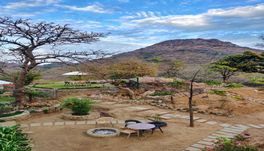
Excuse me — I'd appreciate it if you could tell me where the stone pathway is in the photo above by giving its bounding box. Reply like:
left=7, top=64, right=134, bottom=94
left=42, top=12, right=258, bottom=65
left=185, top=125, right=249, bottom=151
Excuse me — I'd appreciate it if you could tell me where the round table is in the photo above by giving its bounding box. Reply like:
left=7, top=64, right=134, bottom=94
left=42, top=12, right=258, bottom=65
left=127, top=123, right=155, bottom=137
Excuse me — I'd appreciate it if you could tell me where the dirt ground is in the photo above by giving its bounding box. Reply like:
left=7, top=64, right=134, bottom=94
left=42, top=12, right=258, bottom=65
left=21, top=102, right=221, bottom=151
left=18, top=87, right=264, bottom=151
left=28, top=122, right=218, bottom=151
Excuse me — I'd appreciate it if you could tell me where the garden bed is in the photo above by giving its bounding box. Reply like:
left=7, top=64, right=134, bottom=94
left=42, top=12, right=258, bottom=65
left=61, top=112, right=100, bottom=120
left=0, top=110, right=30, bottom=121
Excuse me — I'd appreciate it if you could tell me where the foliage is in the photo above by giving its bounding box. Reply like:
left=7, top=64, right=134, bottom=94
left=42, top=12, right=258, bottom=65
left=224, top=83, right=244, bottom=88
left=109, top=59, right=157, bottom=79
left=168, top=80, right=186, bottom=89
left=0, top=125, right=31, bottom=151
left=62, top=97, right=94, bottom=115
left=0, top=103, right=13, bottom=115
left=210, top=61, right=237, bottom=83
left=205, top=80, right=222, bottom=86
left=150, top=56, right=163, bottom=63
left=214, top=51, right=264, bottom=74
left=3, top=71, right=41, bottom=86
left=0, top=96, right=15, bottom=103
left=25, top=88, right=49, bottom=102
left=151, top=90, right=175, bottom=96
left=209, top=89, right=226, bottom=96
left=205, top=137, right=258, bottom=151
left=250, top=77, right=264, bottom=85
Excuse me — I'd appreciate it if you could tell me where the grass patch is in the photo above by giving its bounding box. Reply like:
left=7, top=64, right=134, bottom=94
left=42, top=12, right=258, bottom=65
left=151, top=90, right=175, bottom=96
left=0, top=111, right=23, bottom=118
left=250, top=77, right=264, bottom=85
left=209, top=89, right=226, bottom=96
left=168, top=80, right=185, bottom=89
left=33, top=83, right=107, bottom=89
left=224, top=83, right=244, bottom=88
left=0, top=96, right=15, bottom=103
left=205, top=80, right=222, bottom=86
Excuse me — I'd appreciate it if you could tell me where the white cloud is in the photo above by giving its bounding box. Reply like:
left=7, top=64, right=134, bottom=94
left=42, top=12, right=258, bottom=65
left=207, top=4, right=264, bottom=17
left=59, top=3, right=112, bottom=13
left=119, top=3, right=264, bottom=30
left=3, top=0, right=59, bottom=9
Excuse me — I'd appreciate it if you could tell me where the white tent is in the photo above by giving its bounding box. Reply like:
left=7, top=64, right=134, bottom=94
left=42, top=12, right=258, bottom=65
left=0, top=80, right=13, bottom=85
left=62, top=71, right=88, bottom=76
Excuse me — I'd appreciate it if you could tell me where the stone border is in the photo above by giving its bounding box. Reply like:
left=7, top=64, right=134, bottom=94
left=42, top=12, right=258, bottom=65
left=86, top=127, right=120, bottom=137
left=61, top=112, right=100, bottom=121
left=0, top=110, right=30, bottom=121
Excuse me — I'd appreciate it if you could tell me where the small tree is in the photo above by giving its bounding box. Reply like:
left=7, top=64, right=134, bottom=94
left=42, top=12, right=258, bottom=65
left=109, top=59, right=157, bottom=80
left=210, top=63, right=237, bottom=83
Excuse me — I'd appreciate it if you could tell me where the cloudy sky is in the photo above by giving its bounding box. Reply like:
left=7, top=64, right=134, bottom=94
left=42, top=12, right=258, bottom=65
left=0, top=0, right=264, bottom=53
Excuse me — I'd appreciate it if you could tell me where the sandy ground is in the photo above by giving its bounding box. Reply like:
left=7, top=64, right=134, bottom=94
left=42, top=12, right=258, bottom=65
left=21, top=102, right=221, bottom=151
left=28, top=122, right=218, bottom=151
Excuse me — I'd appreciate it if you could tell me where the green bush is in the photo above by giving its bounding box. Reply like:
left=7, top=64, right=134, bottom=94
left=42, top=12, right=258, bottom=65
left=0, top=103, right=13, bottom=115
left=151, top=90, right=174, bottom=96
left=205, top=80, right=222, bottom=86
left=250, top=77, right=264, bottom=85
left=0, top=125, right=31, bottom=151
left=62, top=97, right=94, bottom=115
left=224, top=83, right=244, bottom=88
left=209, top=90, right=226, bottom=96
left=0, top=96, right=15, bottom=103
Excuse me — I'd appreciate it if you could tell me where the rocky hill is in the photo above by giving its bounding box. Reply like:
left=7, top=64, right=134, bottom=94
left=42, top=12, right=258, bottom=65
left=112, top=38, right=263, bottom=64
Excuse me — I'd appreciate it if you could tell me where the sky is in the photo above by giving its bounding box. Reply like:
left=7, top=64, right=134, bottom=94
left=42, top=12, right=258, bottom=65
left=0, top=0, right=264, bottom=53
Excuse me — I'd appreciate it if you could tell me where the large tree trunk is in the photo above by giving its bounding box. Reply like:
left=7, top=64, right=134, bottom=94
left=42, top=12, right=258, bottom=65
left=13, top=69, right=27, bottom=107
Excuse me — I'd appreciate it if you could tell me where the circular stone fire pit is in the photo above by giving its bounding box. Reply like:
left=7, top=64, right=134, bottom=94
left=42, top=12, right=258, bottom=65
left=86, top=127, right=120, bottom=137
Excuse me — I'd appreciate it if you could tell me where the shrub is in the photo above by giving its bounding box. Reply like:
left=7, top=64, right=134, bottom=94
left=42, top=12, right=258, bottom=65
left=207, top=137, right=258, bottom=151
left=0, top=103, right=13, bottom=115
left=0, top=125, right=31, bottom=151
left=62, top=97, right=94, bottom=115
left=224, top=83, right=244, bottom=88
left=250, top=77, right=264, bottom=85
left=168, top=80, right=185, bottom=89
left=205, top=80, right=222, bottom=86
left=209, top=90, right=226, bottom=96
left=151, top=90, right=175, bottom=96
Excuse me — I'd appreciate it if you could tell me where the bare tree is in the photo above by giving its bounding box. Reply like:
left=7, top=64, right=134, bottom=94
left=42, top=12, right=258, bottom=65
left=188, top=70, right=200, bottom=127
left=0, top=17, right=107, bottom=106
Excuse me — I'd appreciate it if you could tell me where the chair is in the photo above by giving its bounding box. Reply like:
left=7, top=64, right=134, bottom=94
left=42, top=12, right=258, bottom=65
left=148, top=121, right=167, bottom=133
left=124, top=119, right=142, bottom=127
left=95, top=117, right=117, bottom=127
left=119, top=128, right=137, bottom=138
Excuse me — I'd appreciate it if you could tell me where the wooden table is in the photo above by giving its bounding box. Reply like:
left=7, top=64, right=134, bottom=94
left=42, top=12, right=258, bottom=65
left=127, top=123, right=155, bottom=137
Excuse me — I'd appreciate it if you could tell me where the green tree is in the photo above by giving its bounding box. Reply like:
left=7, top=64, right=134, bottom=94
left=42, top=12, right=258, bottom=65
left=210, top=61, right=237, bottom=83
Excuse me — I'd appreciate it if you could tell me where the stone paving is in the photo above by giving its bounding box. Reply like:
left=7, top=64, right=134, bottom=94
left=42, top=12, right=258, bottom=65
left=185, top=125, right=249, bottom=151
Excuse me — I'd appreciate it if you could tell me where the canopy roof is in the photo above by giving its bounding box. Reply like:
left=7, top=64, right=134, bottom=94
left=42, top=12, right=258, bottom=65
left=0, top=80, right=13, bottom=85
left=62, top=71, right=88, bottom=76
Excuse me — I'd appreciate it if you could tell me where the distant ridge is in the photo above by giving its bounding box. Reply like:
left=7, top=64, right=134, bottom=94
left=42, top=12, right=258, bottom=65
left=111, top=38, right=263, bottom=64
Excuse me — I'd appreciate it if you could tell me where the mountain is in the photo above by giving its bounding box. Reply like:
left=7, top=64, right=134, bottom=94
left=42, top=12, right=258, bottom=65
left=111, top=38, right=263, bottom=64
